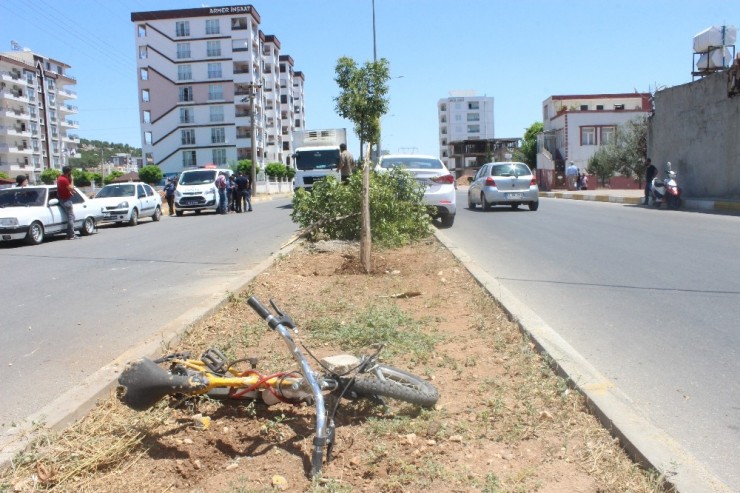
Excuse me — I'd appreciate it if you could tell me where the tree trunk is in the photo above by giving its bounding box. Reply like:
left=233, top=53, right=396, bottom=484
left=360, top=145, right=372, bottom=273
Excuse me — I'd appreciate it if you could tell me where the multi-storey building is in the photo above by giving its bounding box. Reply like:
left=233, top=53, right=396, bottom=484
left=131, top=5, right=303, bottom=176
left=0, top=47, right=79, bottom=182
left=278, top=56, right=306, bottom=162
left=536, top=93, right=651, bottom=189
left=437, top=92, right=494, bottom=171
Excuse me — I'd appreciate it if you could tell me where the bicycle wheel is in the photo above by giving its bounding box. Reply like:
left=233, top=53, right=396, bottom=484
left=351, top=365, right=439, bottom=408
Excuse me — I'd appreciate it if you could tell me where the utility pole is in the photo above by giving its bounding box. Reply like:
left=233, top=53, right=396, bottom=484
left=245, top=82, right=262, bottom=196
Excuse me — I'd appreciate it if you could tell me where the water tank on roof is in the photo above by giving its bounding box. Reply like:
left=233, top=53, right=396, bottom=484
left=697, top=48, right=734, bottom=70
left=693, top=25, right=736, bottom=52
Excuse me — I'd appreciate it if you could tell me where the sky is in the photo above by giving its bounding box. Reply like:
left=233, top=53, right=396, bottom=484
left=1, top=0, right=738, bottom=158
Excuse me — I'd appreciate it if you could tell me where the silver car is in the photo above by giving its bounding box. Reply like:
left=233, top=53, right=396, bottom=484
left=376, top=154, right=457, bottom=227
left=468, top=162, right=539, bottom=211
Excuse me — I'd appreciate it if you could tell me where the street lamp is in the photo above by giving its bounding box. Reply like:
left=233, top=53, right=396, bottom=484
left=241, top=81, right=262, bottom=195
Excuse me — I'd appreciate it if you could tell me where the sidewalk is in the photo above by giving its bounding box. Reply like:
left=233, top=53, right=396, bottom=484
left=539, top=188, right=740, bottom=213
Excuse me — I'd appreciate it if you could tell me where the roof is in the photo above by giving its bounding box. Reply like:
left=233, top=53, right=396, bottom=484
left=111, top=171, right=140, bottom=183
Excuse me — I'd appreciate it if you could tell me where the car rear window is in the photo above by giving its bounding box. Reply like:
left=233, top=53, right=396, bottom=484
left=380, top=158, right=443, bottom=170
left=0, top=188, right=46, bottom=207
left=96, top=184, right=136, bottom=198
left=491, top=163, right=531, bottom=176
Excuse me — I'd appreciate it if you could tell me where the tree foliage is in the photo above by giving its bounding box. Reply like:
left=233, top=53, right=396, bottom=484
left=40, top=168, right=61, bottom=185
left=586, top=116, right=648, bottom=187
left=264, top=162, right=288, bottom=179
left=235, top=159, right=261, bottom=176
left=138, top=165, right=163, bottom=184
left=291, top=170, right=431, bottom=247
left=334, top=57, right=391, bottom=156
left=68, top=138, right=142, bottom=169
left=513, top=122, right=543, bottom=168
left=104, top=170, right=124, bottom=185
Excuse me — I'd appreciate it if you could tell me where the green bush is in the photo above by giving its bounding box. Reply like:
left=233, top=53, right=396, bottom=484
left=40, top=168, right=61, bottom=185
left=138, top=165, right=163, bottom=185
left=290, top=169, right=431, bottom=247
left=264, top=162, right=287, bottom=179
left=236, top=159, right=261, bottom=177
left=104, top=170, right=124, bottom=185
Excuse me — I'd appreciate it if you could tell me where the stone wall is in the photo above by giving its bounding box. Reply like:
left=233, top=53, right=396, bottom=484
left=648, top=71, right=740, bottom=198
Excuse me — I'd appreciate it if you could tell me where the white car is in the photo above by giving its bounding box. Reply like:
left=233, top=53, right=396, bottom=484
left=376, top=154, right=457, bottom=227
left=93, top=182, right=162, bottom=226
left=0, top=185, right=104, bottom=245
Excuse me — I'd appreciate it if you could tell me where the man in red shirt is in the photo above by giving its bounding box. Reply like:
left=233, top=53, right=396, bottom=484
left=57, top=166, right=76, bottom=239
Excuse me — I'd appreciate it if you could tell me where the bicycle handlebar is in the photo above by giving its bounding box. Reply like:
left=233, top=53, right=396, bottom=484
left=247, top=296, right=272, bottom=320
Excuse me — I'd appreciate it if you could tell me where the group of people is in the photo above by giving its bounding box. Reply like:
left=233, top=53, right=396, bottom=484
left=162, top=171, right=254, bottom=216
left=565, top=161, right=588, bottom=191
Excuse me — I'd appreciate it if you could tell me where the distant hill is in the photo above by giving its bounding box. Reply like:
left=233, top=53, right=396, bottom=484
left=69, top=139, right=142, bottom=169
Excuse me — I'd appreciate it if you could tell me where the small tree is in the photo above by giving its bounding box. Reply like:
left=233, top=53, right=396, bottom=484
left=104, top=170, right=124, bottom=185
left=513, top=122, right=543, bottom=168
left=284, top=164, right=295, bottom=180
left=236, top=159, right=260, bottom=177
left=138, top=165, right=163, bottom=185
left=40, top=168, right=61, bottom=185
left=72, top=168, right=92, bottom=187
left=264, top=162, right=286, bottom=179
left=587, top=147, right=617, bottom=187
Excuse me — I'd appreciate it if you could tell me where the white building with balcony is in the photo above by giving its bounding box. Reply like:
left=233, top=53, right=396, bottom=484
left=536, top=93, right=651, bottom=189
left=0, top=47, right=78, bottom=183
left=438, top=91, right=494, bottom=171
left=131, top=5, right=304, bottom=175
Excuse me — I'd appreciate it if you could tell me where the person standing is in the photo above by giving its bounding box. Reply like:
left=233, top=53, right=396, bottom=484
left=644, top=158, right=657, bottom=205
left=235, top=171, right=252, bottom=212
left=215, top=171, right=227, bottom=214
left=56, top=166, right=76, bottom=239
left=337, top=143, right=355, bottom=183
left=565, top=161, right=578, bottom=190
left=163, top=178, right=176, bottom=216
left=15, top=174, right=29, bottom=187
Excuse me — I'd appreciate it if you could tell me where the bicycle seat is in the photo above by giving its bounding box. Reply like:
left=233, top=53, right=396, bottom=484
left=117, top=357, right=208, bottom=411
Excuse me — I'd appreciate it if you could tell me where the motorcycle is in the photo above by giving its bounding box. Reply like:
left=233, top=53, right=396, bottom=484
left=650, top=162, right=682, bottom=210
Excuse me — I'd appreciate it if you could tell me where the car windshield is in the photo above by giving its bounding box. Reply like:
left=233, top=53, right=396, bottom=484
left=380, top=158, right=444, bottom=170
left=96, top=184, right=136, bottom=198
left=179, top=170, right=217, bottom=185
left=491, top=163, right=531, bottom=177
left=0, top=188, right=47, bottom=208
left=294, top=149, right=340, bottom=171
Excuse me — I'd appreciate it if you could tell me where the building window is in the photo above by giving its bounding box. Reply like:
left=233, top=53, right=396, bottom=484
left=138, top=25, right=146, bottom=37
left=454, top=114, right=461, bottom=121
left=210, top=106, right=224, bottom=122
left=601, top=126, right=616, bottom=145
left=212, top=148, right=226, bottom=165
left=180, top=107, right=193, bottom=124
left=207, top=63, right=222, bottom=79
left=138, top=46, right=147, bottom=59
left=232, top=39, right=248, bottom=51
left=175, top=21, right=190, bottom=37
left=231, top=17, right=247, bottom=30
left=178, top=65, right=192, bottom=81
left=143, top=110, right=151, bottom=124
left=614, top=104, right=625, bottom=110
left=207, top=40, right=221, bottom=57
left=581, top=127, right=596, bottom=145
left=440, top=104, right=446, bottom=111
left=468, top=101, right=479, bottom=110
left=142, top=89, right=150, bottom=102
left=144, top=131, right=152, bottom=145
left=580, top=104, right=588, bottom=111
left=441, top=126, right=447, bottom=135
left=179, top=86, right=193, bottom=102
left=183, top=150, right=196, bottom=167
left=208, top=84, right=224, bottom=101
left=206, top=19, right=220, bottom=35
left=176, top=43, right=191, bottom=59
left=140, top=68, right=148, bottom=80
left=467, top=113, right=480, bottom=122
left=181, top=129, right=195, bottom=145
left=467, top=125, right=480, bottom=133
left=596, top=105, right=604, bottom=110
left=211, top=127, right=225, bottom=144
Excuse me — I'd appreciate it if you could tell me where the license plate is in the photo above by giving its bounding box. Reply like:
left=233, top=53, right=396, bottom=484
left=506, top=193, right=523, bottom=199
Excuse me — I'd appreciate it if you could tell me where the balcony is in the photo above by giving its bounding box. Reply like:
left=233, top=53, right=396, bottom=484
left=0, top=71, right=23, bottom=83
left=0, top=125, right=31, bottom=137
left=61, top=120, right=79, bottom=129
left=0, top=142, right=33, bottom=156
left=0, top=90, right=29, bottom=104
left=57, top=88, right=77, bottom=100
left=59, top=104, right=78, bottom=114
left=1, top=106, right=30, bottom=120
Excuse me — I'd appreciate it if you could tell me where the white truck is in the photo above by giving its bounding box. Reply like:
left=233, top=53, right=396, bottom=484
left=292, top=128, right=347, bottom=191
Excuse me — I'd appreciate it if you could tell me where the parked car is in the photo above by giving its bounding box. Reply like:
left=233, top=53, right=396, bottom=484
left=376, top=154, right=457, bottom=227
left=174, top=168, right=232, bottom=216
left=0, top=185, right=104, bottom=245
left=468, top=162, right=539, bottom=211
left=93, top=182, right=162, bottom=226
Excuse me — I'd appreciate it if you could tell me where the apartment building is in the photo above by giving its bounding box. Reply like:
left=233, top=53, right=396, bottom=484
left=438, top=92, right=494, bottom=171
left=278, top=55, right=305, bottom=161
left=0, top=47, right=79, bottom=183
left=536, top=93, right=651, bottom=188
left=131, top=5, right=304, bottom=175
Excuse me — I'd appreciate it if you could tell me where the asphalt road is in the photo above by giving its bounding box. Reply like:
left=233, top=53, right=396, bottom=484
left=0, top=198, right=297, bottom=432
left=444, top=192, right=740, bottom=491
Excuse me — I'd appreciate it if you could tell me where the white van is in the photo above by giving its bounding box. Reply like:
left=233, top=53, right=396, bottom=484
left=174, top=168, right=232, bottom=216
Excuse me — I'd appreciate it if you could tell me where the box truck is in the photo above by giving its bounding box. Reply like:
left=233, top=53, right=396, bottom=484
left=292, top=129, right=347, bottom=191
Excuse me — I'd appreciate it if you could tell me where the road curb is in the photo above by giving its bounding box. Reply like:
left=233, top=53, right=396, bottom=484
left=0, top=240, right=300, bottom=472
left=434, top=229, right=730, bottom=493
left=540, top=191, right=642, bottom=205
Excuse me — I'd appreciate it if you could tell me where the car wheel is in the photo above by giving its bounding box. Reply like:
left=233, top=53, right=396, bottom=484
left=439, top=214, right=455, bottom=228
left=529, top=201, right=539, bottom=211
left=26, top=221, right=45, bottom=245
left=80, top=217, right=95, bottom=236
left=176, top=210, right=184, bottom=217
left=467, top=192, right=476, bottom=209
left=152, top=206, right=162, bottom=222
left=481, top=193, right=492, bottom=211
left=510, top=203, right=519, bottom=210
left=129, top=208, right=139, bottom=226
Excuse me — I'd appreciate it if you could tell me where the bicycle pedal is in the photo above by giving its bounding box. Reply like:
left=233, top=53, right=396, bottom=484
left=201, top=348, right=228, bottom=373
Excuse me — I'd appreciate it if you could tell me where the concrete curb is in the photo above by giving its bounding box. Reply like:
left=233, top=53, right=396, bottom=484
left=540, top=191, right=642, bottom=205
left=540, top=191, right=740, bottom=213
left=0, top=240, right=300, bottom=471
left=434, top=229, right=730, bottom=493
